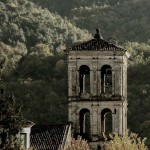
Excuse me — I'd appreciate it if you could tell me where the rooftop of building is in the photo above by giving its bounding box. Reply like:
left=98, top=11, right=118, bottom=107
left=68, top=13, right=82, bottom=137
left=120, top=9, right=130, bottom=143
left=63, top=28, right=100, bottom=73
left=66, top=28, right=126, bottom=52
left=30, top=123, right=71, bottom=150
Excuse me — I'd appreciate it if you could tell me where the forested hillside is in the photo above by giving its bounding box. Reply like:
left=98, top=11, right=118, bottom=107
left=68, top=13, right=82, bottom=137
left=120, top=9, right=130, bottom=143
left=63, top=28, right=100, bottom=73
left=0, top=0, right=150, bottom=148
left=31, top=0, right=150, bottom=43
left=0, top=0, right=91, bottom=124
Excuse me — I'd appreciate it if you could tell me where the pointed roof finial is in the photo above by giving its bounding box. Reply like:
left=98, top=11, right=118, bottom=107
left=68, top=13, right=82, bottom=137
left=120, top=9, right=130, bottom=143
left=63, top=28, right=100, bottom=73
left=94, top=28, right=103, bottom=39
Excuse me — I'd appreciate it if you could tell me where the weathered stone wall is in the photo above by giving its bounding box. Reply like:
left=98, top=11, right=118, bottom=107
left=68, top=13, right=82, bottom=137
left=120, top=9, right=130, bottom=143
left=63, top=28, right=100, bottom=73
left=68, top=51, right=128, bottom=98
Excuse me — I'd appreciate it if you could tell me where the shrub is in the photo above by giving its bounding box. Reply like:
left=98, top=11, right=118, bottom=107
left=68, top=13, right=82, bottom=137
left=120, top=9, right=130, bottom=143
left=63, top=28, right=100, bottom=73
left=59, top=137, right=90, bottom=150
left=103, top=131, right=148, bottom=150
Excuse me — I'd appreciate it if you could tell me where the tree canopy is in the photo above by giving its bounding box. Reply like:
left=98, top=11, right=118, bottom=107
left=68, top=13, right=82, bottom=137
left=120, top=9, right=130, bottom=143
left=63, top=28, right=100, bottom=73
left=0, top=84, right=24, bottom=149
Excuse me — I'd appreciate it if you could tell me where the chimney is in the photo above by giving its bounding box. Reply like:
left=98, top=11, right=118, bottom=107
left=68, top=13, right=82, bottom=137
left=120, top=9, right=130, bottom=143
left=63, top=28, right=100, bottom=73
left=108, top=38, right=118, bottom=45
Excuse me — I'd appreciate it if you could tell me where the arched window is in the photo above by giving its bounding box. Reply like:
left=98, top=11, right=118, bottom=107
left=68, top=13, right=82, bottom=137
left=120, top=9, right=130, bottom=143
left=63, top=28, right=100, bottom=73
left=101, top=108, right=112, bottom=133
left=79, top=65, right=90, bottom=94
left=79, top=109, right=90, bottom=137
left=101, top=65, right=112, bottom=94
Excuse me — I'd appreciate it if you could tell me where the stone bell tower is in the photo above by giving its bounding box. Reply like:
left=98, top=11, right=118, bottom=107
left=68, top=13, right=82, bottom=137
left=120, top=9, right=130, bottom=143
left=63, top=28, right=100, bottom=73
left=65, top=29, right=130, bottom=149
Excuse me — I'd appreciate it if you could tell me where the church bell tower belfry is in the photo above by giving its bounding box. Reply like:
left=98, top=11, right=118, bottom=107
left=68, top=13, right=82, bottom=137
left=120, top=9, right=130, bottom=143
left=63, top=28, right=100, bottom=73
left=65, top=29, right=130, bottom=149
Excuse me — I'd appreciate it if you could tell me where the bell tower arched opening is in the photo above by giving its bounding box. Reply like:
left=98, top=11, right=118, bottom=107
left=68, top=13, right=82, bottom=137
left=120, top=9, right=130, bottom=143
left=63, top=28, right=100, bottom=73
left=101, top=108, right=112, bottom=133
left=101, top=65, right=112, bottom=94
left=79, top=108, right=90, bottom=138
left=79, top=65, right=90, bottom=94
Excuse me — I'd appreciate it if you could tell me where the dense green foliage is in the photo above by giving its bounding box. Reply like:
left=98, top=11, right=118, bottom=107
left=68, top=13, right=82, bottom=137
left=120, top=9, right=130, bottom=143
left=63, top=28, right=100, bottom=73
left=124, top=42, right=150, bottom=147
left=0, top=0, right=91, bottom=124
left=31, top=0, right=150, bottom=43
left=0, top=0, right=150, bottom=148
left=0, top=0, right=90, bottom=48
left=0, top=85, right=24, bottom=149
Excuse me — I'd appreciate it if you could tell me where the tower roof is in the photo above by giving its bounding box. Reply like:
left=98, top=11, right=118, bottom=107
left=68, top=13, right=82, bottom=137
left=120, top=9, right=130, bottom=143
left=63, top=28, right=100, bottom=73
left=68, top=38, right=125, bottom=51
left=67, top=29, right=126, bottom=52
